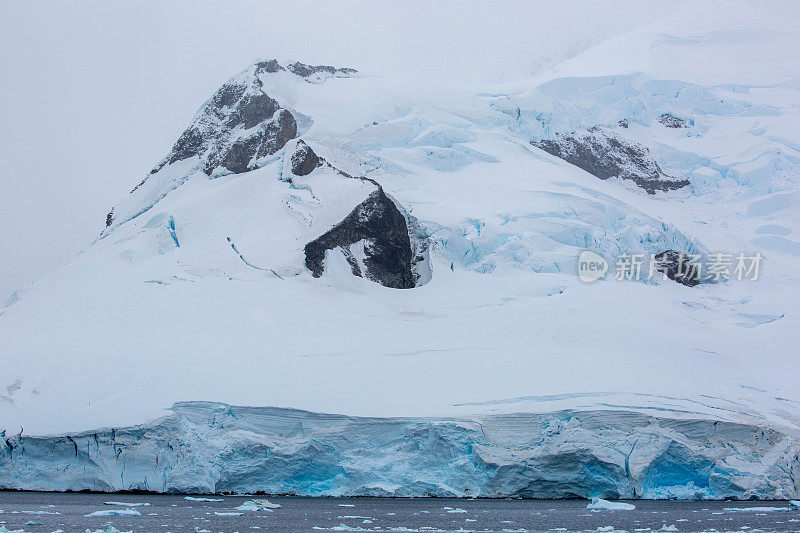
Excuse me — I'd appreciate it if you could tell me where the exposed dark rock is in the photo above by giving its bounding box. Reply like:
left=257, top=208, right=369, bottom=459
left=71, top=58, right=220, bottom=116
left=659, top=113, right=692, bottom=128
left=286, top=61, right=357, bottom=79
left=304, top=188, right=417, bottom=289
left=618, top=119, right=629, bottom=128
left=151, top=66, right=297, bottom=177
left=105, top=210, right=113, bottom=227
left=211, top=109, right=297, bottom=175
left=533, top=127, right=690, bottom=194
left=654, top=250, right=701, bottom=287
left=290, top=141, right=322, bottom=176
left=254, top=59, right=285, bottom=74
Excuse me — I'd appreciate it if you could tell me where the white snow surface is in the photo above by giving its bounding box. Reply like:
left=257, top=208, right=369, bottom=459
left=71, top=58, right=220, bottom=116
left=0, top=2, right=799, bottom=498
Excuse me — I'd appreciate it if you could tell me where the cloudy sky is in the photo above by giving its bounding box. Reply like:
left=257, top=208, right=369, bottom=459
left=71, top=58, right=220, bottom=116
left=0, top=0, right=686, bottom=300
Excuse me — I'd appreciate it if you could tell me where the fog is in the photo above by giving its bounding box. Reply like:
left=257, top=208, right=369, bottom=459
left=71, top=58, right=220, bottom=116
left=0, top=0, right=678, bottom=299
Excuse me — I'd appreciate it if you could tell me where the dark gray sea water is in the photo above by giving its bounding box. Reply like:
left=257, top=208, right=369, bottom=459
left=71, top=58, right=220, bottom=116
left=0, top=491, right=798, bottom=532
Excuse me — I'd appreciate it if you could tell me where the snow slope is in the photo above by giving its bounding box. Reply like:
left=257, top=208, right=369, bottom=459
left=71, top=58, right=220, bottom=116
left=2, top=2, right=800, bottom=498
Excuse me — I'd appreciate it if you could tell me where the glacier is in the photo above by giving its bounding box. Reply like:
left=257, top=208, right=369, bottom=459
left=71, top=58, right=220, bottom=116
left=1, top=402, right=798, bottom=499
left=2, top=2, right=800, bottom=501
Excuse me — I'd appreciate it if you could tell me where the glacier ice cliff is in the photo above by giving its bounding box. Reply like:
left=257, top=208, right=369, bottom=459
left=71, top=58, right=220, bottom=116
left=1, top=402, right=797, bottom=499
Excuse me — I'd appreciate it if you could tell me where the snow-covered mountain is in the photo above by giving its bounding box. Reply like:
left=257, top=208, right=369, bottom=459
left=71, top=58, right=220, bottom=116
left=2, top=4, right=800, bottom=498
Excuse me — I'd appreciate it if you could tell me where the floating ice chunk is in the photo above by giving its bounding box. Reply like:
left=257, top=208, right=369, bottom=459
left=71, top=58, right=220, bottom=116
left=0, top=527, right=24, bottom=533
left=84, top=508, right=141, bottom=517
left=587, top=498, right=636, bottom=510
left=84, top=527, right=132, bottom=533
left=236, top=499, right=281, bottom=511
left=443, top=507, right=467, bottom=513
left=214, top=512, right=243, bottom=516
left=184, top=496, right=223, bottom=502
left=312, top=526, right=367, bottom=531
left=723, top=506, right=791, bottom=512
left=103, top=501, right=151, bottom=507
left=791, top=500, right=800, bottom=507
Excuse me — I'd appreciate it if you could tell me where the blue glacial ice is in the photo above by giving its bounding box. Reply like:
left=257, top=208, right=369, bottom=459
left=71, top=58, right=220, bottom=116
left=1, top=402, right=798, bottom=499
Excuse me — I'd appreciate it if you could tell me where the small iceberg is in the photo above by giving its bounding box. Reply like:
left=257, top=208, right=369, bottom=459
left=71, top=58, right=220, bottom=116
left=184, top=496, right=224, bottom=502
left=103, top=501, right=151, bottom=506
left=85, top=527, right=133, bottom=533
left=587, top=498, right=636, bottom=510
left=236, top=499, right=282, bottom=511
left=84, top=508, right=142, bottom=517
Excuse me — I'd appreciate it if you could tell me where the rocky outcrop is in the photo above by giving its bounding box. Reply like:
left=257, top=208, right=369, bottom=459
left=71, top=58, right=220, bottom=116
left=150, top=65, right=297, bottom=178
left=286, top=61, right=357, bottom=80
left=103, top=59, right=360, bottom=231
left=1, top=402, right=797, bottom=499
left=304, top=187, right=417, bottom=289
left=654, top=250, right=701, bottom=287
left=533, top=127, right=689, bottom=194
left=659, top=113, right=692, bottom=128
left=290, top=140, right=322, bottom=176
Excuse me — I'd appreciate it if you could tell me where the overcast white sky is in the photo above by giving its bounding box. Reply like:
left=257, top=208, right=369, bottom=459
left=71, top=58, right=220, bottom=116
left=0, top=0, right=682, bottom=300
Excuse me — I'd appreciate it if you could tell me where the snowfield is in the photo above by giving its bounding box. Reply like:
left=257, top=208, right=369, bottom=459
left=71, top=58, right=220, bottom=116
left=1, top=1, right=800, bottom=498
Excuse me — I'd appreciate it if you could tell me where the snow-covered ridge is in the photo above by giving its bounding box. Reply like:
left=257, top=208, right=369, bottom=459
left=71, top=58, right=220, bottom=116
left=103, top=59, right=356, bottom=233
left=1, top=402, right=797, bottom=499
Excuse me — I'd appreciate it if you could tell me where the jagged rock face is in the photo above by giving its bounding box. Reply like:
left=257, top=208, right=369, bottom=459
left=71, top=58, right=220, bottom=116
left=290, top=141, right=322, bottom=176
left=286, top=61, right=357, bottom=79
left=247, top=59, right=357, bottom=83
left=152, top=68, right=297, bottom=177
left=305, top=188, right=417, bottom=289
left=659, top=113, right=691, bottom=128
left=654, top=250, right=701, bottom=286
left=533, top=127, right=690, bottom=194
left=103, top=59, right=360, bottom=230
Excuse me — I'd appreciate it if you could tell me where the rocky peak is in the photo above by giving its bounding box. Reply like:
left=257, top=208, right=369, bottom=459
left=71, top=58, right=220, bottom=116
left=304, top=187, right=418, bottom=289
left=151, top=65, right=297, bottom=178
left=286, top=61, right=357, bottom=80
left=290, top=140, right=322, bottom=176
